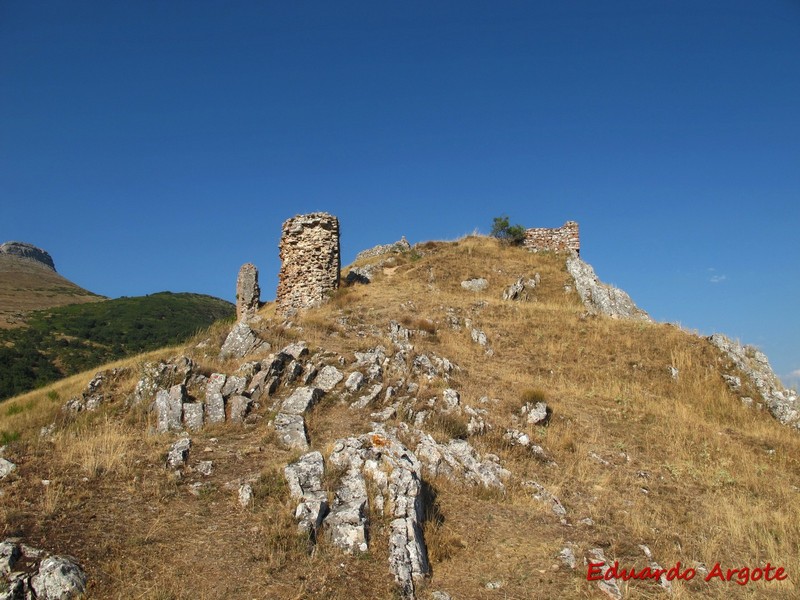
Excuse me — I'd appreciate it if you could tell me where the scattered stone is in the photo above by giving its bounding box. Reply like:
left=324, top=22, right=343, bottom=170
left=371, top=406, right=397, bottom=422
left=236, top=262, right=260, bottom=322
left=523, top=481, right=567, bottom=522
left=566, top=254, right=650, bottom=321
left=315, top=365, right=344, bottom=392
left=238, top=483, right=253, bottom=508
left=277, top=212, right=341, bottom=315
left=131, top=357, right=193, bottom=406
left=275, top=413, right=309, bottom=450
left=0, top=458, right=16, bottom=480
left=197, top=461, right=213, bottom=477
left=485, top=581, right=503, bottom=589
left=220, top=322, right=266, bottom=359
left=502, top=274, right=540, bottom=301
left=430, top=592, right=452, bottom=600
left=639, top=544, right=671, bottom=592
left=166, top=437, right=191, bottom=469
left=559, top=547, right=577, bottom=569
left=586, top=548, right=622, bottom=600
left=30, top=556, right=87, bottom=600
left=345, top=371, right=365, bottom=393
left=668, top=366, right=679, bottom=380
left=460, top=278, right=488, bottom=292
left=0, top=540, right=20, bottom=575
left=579, top=517, right=594, bottom=526
left=504, top=429, right=531, bottom=447
left=523, top=401, right=549, bottom=425
left=588, top=452, right=611, bottom=467
left=442, top=388, right=460, bottom=411
left=280, top=341, right=310, bottom=361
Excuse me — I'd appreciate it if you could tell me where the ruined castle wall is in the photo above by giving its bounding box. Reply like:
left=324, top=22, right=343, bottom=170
left=276, top=213, right=340, bottom=315
left=523, top=221, right=580, bottom=254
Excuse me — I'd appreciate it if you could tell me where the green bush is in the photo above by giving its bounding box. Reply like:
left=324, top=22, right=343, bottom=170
left=490, top=216, right=526, bottom=245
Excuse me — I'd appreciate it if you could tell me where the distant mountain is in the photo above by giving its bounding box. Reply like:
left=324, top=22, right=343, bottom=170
left=0, top=291, right=234, bottom=399
left=0, top=241, right=103, bottom=327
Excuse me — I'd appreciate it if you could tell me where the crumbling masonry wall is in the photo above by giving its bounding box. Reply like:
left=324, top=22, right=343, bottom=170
left=523, top=221, right=580, bottom=254
left=276, top=212, right=341, bottom=316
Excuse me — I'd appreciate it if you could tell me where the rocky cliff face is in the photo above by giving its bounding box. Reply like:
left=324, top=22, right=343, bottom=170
left=0, top=241, right=56, bottom=272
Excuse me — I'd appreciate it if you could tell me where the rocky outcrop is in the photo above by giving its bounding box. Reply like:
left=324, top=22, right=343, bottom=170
left=566, top=254, right=650, bottom=321
left=460, top=278, right=488, bottom=292
left=502, top=274, right=540, bottom=301
left=0, top=541, right=86, bottom=600
left=285, top=451, right=328, bottom=538
left=0, top=241, right=56, bottom=271
left=236, top=263, right=260, bottom=322
left=354, top=236, right=411, bottom=262
left=220, top=322, right=267, bottom=359
left=274, top=387, right=324, bottom=450
left=276, top=212, right=340, bottom=316
left=709, top=333, right=800, bottom=428
left=415, top=433, right=510, bottom=489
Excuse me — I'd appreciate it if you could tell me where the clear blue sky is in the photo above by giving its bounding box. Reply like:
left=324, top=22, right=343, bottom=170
left=2, top=1, right=798, bottom=385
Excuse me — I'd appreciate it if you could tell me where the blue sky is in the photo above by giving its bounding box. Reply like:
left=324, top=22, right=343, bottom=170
left=2, top=1, right=798, bottom=385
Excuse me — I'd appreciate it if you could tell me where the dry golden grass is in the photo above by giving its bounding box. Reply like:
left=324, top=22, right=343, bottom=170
left=1, top=235, right=798, bottom=598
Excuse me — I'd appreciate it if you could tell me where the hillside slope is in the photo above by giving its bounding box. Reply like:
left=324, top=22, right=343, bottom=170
left=0, top=236, right=797, bottom=599
left=0, top=292, right=234, bottom=400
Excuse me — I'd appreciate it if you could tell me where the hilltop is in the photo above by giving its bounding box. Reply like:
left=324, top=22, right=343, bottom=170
left=0, top=223, right=798, bottom=599
left=0, top=242, right=102, bottom=328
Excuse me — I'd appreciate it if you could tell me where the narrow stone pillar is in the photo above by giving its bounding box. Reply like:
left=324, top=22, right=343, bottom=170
left=236, top=263, right=260, bottom=322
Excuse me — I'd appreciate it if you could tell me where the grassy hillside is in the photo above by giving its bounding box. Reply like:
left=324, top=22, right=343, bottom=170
left=0, top=254, right=103, bottom=328
left=0, top=292, right=234, bottom=400
left=0, top=236, right=797, bottom=599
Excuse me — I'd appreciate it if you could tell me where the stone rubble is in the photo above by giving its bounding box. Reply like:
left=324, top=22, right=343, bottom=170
left=460, top=278, right=488, bottom=292
left=0, top=540, right=87, bottom=600
left=166, top=437, right=191, bottom=469
left=0, top=459, right=16, bottom=480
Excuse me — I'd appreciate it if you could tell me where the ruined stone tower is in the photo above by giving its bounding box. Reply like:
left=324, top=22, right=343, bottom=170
left=235, top=263, right=260, bottom=322
left=276, top=212, right=340, bottom=316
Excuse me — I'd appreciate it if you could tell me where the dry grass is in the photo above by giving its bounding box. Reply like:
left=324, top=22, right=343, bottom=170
left=0, top=235, right=798, bottom=598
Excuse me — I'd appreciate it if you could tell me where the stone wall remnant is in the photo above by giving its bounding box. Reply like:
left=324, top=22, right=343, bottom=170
left=236, top=263, right=260, bottom=322
left=523, top=221, right=580, bottom=254
left=276, top=212, right=340, bottom=316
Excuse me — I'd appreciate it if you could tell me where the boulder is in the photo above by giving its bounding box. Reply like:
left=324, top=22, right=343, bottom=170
left=460, top=278, right=488, bottom=292
left=220, top=322, right=266, bottom=359
left=30, top=556, right=87, bottom=600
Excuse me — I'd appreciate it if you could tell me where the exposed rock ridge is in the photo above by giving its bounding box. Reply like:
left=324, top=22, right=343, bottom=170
left=276, top=212, right=340, bottom=316
left=566, top=254, right=650, bottom=321
left=709, top=333, right=800, bottom=428
left=355, top=236, right=411, bottom=262
left=0, top=241, right=56, bottom=271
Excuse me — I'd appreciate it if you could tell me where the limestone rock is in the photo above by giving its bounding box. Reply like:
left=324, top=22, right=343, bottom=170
left=345, top=371, right=365, bottom=392
left=523, top=401, right=549, bottom=425
left=220, top=322, right=266, bottom=359
left=155, top=385, right=185, bottom=433
left=238, top=483, right=253, bottom=508
left=354, top=236, right=411, bottom=262
left=566, top=254, right=650, bottom=321
left=0, top=241, right=56, bottom=271
left=280, top=341, right=309, bottom=361
left=415, top=433, right=509, bottom=489
left=182, top=402, right=204, bottom=431
left=30, top=556, right=87, bottom=600
left=350, top=384, right=383, bottom=410
left=502, top=274, right=540, bottom=301
left=559, top=547, right=577, bottom=569
left=197, top=461, right=213, bottom=477
left=166, top=437, right=191, bottom=469
left=276, top=212, right=340, bottom=315
left=586, top=548, right=622, bottom=600
left=460, top=278, right=488, bottom=292
left=205, top=373, right=227, bottom=424
left=221, top=375, right=247, bottom=398
left=285, top=451, right=328, bottom=536
left=0, top=458, right=16, bottom=480
left=228, top=396, right=252, bottom=422
left=345, top=266, right=373, bottom=285
left=442, top=388, right=460, bottom=411
left=315, top=365, right=344, bottom=391
left=281, top=387, right=324, bottom=415
left=523, top=480, right=567, bottom=522
left=709, top=333, right=800, bottom=428
left=236, top=262, right=260, bottom=322
left=275, top=412, right=309, bottom=450
left=0, top=540, right=20, bottom=575
left=131, top=357, right=193, bottom=406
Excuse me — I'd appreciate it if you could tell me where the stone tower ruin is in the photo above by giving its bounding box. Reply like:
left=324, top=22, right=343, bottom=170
left=276, top=212, right=340, bottom=316
left=523, top=221, right=580, bottom=254
left=235, top=263, right=260, bottom=322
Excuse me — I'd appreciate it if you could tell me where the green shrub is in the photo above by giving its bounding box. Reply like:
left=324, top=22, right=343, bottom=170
left=490, top=216, right=526, bottom=246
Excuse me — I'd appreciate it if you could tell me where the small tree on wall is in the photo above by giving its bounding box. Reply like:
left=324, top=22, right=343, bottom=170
left=490, top=216, right=526, bottom=245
